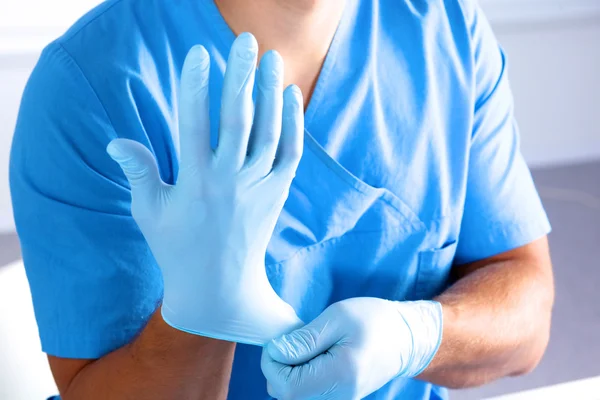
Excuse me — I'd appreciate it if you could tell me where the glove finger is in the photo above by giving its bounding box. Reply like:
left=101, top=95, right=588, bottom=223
left=178, top=45, right=212, bottom=173
left=266, top=382, right=278, bottom=399
left=246, top=49, right=284, bottom=176
left=261, top=346, right=288, bottom=398
left=107, top=138, right=163, bottom=207
left=266, top=309, right=339, bottom=366
left=272, top=84, right=304, bottom=179
left=217, top=32, right=258, bottom=170
left=262, top=343, right=339, bottom=400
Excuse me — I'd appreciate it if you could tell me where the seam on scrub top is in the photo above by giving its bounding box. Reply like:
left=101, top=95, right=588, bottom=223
left=304, top=138, right=425, bottom=232
left=301, top=0, right=354, bottom=126
left=57, top=0, right=129, bottom=44
left=412, top=251, right=426, bottom=300
left=56, top=44, right=120, bottom=141
left=51, top=44, right=134, bottom=199
left=453, top=218, right=551, bottom=265
left=41, top=44, right=132, bottom=201
left=266, top=229, right=389, bottom=268
left=198, top=0, right=236, bottom=57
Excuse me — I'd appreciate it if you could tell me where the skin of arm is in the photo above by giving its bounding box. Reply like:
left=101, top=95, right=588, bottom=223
left=49, top=310, right=236, bottom=400
left=420, top=236, right=555, bottom=388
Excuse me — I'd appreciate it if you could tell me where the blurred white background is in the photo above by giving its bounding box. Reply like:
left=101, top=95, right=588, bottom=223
left=0, top=1, right=599, bottom=399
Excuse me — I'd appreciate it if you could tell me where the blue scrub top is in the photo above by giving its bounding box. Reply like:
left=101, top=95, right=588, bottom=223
left=10, top=0, right=550, bottom=399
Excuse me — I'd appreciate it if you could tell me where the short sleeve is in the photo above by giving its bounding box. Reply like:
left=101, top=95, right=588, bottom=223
left=9, top=44, right=163, bottom=358
left=454, top=3, right=551, bottom=265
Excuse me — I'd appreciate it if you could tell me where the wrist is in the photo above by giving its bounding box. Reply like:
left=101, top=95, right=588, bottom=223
left=393, top=300, right=444, bottom=378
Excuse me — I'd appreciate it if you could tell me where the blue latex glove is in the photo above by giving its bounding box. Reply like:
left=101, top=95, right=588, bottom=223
left=107, top=33, right=304, bottom=345
left=261, top=298, right=443, bottom=399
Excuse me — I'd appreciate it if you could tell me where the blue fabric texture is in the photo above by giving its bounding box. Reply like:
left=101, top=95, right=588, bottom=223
left=10, top=0, right=551, bottom=398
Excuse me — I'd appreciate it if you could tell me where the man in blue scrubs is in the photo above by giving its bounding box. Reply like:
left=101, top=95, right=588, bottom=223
left=10, top=0, right=554, bottom=399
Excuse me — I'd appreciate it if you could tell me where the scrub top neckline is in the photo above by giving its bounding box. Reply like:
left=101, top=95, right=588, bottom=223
left=198, top=0, right=358, bottom=130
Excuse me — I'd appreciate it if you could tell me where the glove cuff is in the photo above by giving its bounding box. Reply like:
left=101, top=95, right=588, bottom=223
left=394, top=300, right=444, bottom=378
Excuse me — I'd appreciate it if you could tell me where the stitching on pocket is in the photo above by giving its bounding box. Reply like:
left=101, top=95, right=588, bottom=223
left=413, top=241, right=457, bottom=300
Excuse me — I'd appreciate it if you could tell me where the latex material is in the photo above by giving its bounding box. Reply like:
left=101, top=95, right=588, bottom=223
left=261, top=299, right=443, bottom=399
left=107, top=33, right=304, bottom=345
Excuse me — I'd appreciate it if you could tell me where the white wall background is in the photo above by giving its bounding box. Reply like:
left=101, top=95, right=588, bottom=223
left=0, top=60, right=32, bottom=233
left=1, top=1, right=600, bottom=233
left=500, top=21, right=600, bottom=166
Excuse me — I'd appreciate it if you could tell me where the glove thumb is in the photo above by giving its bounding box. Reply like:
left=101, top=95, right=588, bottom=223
left=107, top=139, right=162, bottom=201
left=266, top=313, right=338, bottom=366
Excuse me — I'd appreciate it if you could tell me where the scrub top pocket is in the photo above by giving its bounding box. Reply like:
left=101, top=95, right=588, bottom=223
left=265, top=131, right=432, bottom=323
left=413, top=241, right=458, bottom=300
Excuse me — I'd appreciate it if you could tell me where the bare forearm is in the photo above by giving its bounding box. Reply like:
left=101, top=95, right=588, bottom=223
left=53, top=310, right=236, bottom=400
left=420, top=240, right=554, bottom=388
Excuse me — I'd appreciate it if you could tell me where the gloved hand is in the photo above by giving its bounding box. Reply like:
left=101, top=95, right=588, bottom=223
left=261, top=298, right=443, bottom=399
left=107, top=32, right=304, bottom=345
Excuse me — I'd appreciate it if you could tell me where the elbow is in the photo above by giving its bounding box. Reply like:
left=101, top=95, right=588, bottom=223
left=512, top=286, right=554, bottom=376
left=512, top=329, right=550, bottom=376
